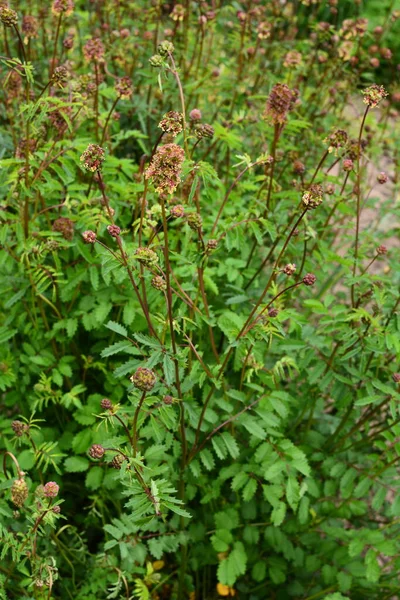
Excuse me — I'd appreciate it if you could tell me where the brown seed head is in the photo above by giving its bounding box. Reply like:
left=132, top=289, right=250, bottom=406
left=159, top=111, right=184, bottom=137
left=130, top=367, right=156, bottom=392
left=52, top=217, right=74, bottom=240
left=80, top=144, right=105, bottom=172
left=363, top=84, right=388, bottom=108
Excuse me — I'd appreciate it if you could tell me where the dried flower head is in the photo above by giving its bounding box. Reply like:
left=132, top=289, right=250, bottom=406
left=206, top=239, right=218, bottom=252
left=115, top=76, right=133, bottom=99
left=377, top=172, right=388, bottom=184
left=194, top=123, right=214, bottom=139
left=170, top=204, right=185, bottom=218
left=52, top=217, right=74, bottom=240
left=264, top=84, right=299, bottom=125
left=257, top=21, right=271, bottom=39
left=43, top=482, right=59, bottom=498
left=0, top=7, right=18, bottom=26
left=12, top=420, right=29, bottom=437
left=82, top=230, right=97, bottom=244
left=284, top=51, right=302, bottom=68
left=376, top=245, right=388, bottom=255
left=293, top=160, right=305, bottom=174
left=303, top=273, right=317, bottom=286
left=145, top=144, right=185, bottom=194
left=302, top=184, right=324, bottom=210
left=22, top=15, right=38, bottom=39
left=130, top=367, right=156, bottom=392
left=151, top=275, right=167, bottom=291
left=283, top=263, right=297, bottom=276
left=80, top=144, right=105, bottom=172
left=159, top=111, right=183, bottom=137
left=101, top=398, right=113, bottom=410
left=107, top=225, right=121, bottom=238
left=134, top=247, right=159, bottom=268
left=52, top=0, right=74, bottom=16
left=11, top=478, right=28, bottom=507
left=83, top=37, right=105, bottom=62
left=362, top=84, right=388, bottom=108
left=268, top=307, right=279, bottom=318
left=89, top=444, right=105, bottom=459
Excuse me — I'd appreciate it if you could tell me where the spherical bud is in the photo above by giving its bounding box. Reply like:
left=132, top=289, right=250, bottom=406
left=189, top=108, right=202, bottom=121
left=107, top=224, right=121, bottom=238
left=163, top=395, right=173, bottom=405
left=268, top=307, right=279, bottom=318
left=302, top=184, right=324, bottom=210
left=370, top=57, right=380, bottom=69
left=374, top=26, right=383, bottom=36
left=0, top=7, right=18, bottom=27
left=52, top=0, right=74, bottom=16
left=376, top=245, right=387, bottom=255
left=115, top=76, right=133, bottom=99
left=392, top=373, right=400, bottom=383
left=12, top=420, right=29, bottom=437
left=194, top=124, right=214, bottom=139
left=80, top=144, right=105, bottom=172
left=120, top=28, right=130, bottom=38
left=303, top=273, right=317, bottom=286
left=206, top=239, right=218, bottom=252
left=52, top=217, right=74, bottom=240
left=101, top=398, right=113, bottom=410
left=170, top=204, right=185, bottom=218
left=110, top=454, right=125, bottom=469
left=158, top=40, right=174, bottom=56
left=43, top=482, right=59, bottom=498
left=283, top=263, right=296, bottom=276
left=343, top=158, right=354, bottom=172
left=325, top=183, right=335, bottom=195
left=362, top=84, right=388, bottom=108
left=63, top=35, right=74, bottom=50
left=134, top=246, right=159, bottom=268
left=52, top=505, right=61, bottom=514
left=149, top=54, right=164, bottom=68
left=377, top=172, right=388, bottom=184
left=159, top=111, right=183, bottom=137
left=187, top=212, right=203, bottom=231
left=293, top=160, right=305, bottom=174
left=151, top=275, right=167, bottom=291
left=130, top=367, right=156, bottom=392
left=11, top=478, right=28, bottom=507
left=82, top=230, right=97, bottom=244
left=380, top=47, right=392, bottom=60
left=89, top=444, right=105, bottom=459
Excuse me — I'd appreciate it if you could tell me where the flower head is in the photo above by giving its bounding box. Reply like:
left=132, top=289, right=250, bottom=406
left=283, top=263, right=297, bottom=276
left=115, top=76, right=133, bottom=99
left=0, top=7, right=18, bottom=26
left=377, top=172, right=388, bottom=184
left=82, top=230, right=97, bottom=244
left=52, top=0, right=74, bottom=16
left=158, top=111, right=183, bottom=137
left=89, top=444, right=105, bottom=459
left=80, top=144, right=105, bottom=172
left=189, top=108, right=202, bottom=121
left=134, top=247, right=159, bottom=268
left=52, top=217, right=74, bottom=240
left=170, top=204, right=185, bottom=218
left=145, top=144, right=185, bottom=194
left=43, top=482, right=59, bottom=498
left=151, top=275, right=167, bottom=291
left=303, top=273, right=317, bottom=286
left=11, top=478, right=28, bottom=507
left=12, top=420, right=29, bottom=437
left=302, top=184, right=324, bottom=210
left=363, top=84, right=388, bottom=108
left=83, top=38, right=105, bottom=62
left=107, top=224, right=121, bottom=238
left=22, top=15, right=38, bottom=39
left=130, top=367, right=156, bottom=392
left=264, top=84, right=299, bottom=125
left=101, top=398, right=113, bottom=410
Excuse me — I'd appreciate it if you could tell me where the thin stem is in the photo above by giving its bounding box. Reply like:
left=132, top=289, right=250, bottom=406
left=132, top=391, right=147, bottom=457
left=168, top=52, right=189, bottom=156
left=49, top=13, right=62, bottom=79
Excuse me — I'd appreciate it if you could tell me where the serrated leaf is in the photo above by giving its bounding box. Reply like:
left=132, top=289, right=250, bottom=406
left=105, top=320, right=128, bottom=337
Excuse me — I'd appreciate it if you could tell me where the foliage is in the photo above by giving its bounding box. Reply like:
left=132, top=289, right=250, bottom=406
left=0, top=1, right=400, bottom=599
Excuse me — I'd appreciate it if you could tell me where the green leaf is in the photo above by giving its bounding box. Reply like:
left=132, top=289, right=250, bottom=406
left=221, top=432, right=240, bottom=459
left=64, top=456, right=90, bottom=472
left=105, top=320, right=128, bottom=337
left=163, top=354, right=175, bottom=386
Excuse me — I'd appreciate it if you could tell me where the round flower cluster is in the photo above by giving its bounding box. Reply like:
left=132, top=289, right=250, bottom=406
left=362, top=84, right=388, bottom=108
left=89, top=444, right=105, bottom=459
left=325, top=129, right=348, bottom=154
left=107, top=225, right=121, bottom=238
left=130, top=367, right=157, bottom=392
left=52, top=217, right=74, bottom=241
left=82, top=230, right=97, bottom=244
left=303, top=273, right=317, bottom=286
left=377, top=172, right=388, bottom=184
left=43, top=482, right=59, bottom=498
left=302, top=184, right=324, bottom=210
left=264, top=83, right=299, bottom=125
left=101, top=398, right=113, bottom=410
left=52, top=0, right=74, bottom=16
left=0, top=7, right=18, bottom=27
left=376, top=245, right=388, bottom=255
left=189, top=109, right=202, bottom=121
left=145, top=144, right=185, bottom=195
left=187, top=213, right=203, bottom=231
left=343, top=158, right=354, bottom=172
left=170, top=204, right=185, bottom=218
left=151, top=275, right=167, bottom=291
left=194, top=124, right=214, bottom=139
left=12, top=420, right=29, bottom=437
left=11, top=478, right=28, bottom=507
left=283, top=263, right=296, bottom=276
left=158, top=111, right=183, bottom=137
left=80, top=144, right=105, bottom=172
left=134, top=247, right=159, bottom=268
left=52, top=66, right=68, bottom=85
left=83, top=37, right=105, bottom=62
left=22, top=15, right=38, bottom=39
left=115, top=77, right=133, bottom=99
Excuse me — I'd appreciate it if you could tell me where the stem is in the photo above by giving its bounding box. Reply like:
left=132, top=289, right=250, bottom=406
left=100, top=96, right=119, bottom=146
left=49, top=13, right=62, bottom=79
left=265, top=124, right=280, bottom=214
left=168, top=52, right=189, bottom=156
left=132, top=392, right=147, bottom=457
left=351, top=105, right=369, bottom=308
